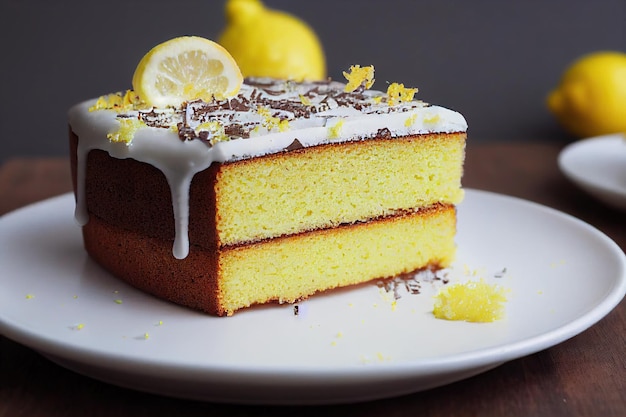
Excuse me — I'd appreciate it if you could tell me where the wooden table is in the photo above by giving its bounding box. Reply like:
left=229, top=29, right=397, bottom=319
left=1, top=142, right=624, bottom=416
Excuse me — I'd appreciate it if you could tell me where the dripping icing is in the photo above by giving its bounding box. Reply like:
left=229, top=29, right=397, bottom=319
left=69, top=80, right=467, bottom=259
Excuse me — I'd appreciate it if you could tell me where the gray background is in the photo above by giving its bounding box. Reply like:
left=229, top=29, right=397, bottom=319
left=1, top=0, right=624, bottom=163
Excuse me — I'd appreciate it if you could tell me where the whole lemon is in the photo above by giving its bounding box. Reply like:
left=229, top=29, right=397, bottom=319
left=547, top=51, right=626, bottom=138
left=218, top=0, right=326, bottom=81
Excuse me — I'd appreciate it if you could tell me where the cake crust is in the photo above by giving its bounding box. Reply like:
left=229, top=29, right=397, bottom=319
left=70, top=129, right=464, bottom=316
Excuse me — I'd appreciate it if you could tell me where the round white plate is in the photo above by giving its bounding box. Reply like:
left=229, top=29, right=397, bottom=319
left=0, top=190, right=624, bottom=405
left=558, top=133, right=626, bottom=211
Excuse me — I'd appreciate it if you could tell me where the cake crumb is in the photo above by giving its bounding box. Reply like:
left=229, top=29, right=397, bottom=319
left=114, top=299, right=123, bottom=304
left=75, top=323, right=85, bottom=330
left=433, top=279, right=507, bottom=322
left=25, top=294, right=35, bottom=299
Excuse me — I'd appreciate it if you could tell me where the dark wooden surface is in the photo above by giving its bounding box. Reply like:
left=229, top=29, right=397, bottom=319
left=1, top=142, right=625, bottom=417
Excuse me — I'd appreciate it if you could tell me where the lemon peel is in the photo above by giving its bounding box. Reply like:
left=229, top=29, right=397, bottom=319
left=132, top=36, right=243, bottom=108
left=343, top=65, right=375, bottom=92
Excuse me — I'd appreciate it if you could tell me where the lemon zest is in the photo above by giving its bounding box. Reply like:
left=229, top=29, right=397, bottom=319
left=89, top=90, right=143, bottom=112
left=299, top=94, right=312, bottom=105
left=343, top=65, right=375, bottom=92
left=423, top=114, right=441, bottom=124
left=195, top=121, right=230, bottom=145
left=107, top=118, right=147, bottom=144
left=328, top=119, right=344, bottom=138
left=387, top=83, right=418, bottom=106
left=258, top=107, right=290, bottom=132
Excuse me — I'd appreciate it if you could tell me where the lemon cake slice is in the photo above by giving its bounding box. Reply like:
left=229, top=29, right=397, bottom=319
left=68, top=37, right=467, bottom=316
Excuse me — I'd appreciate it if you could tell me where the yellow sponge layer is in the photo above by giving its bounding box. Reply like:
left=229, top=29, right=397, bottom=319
left=216, top=133, right=465, bottom=247
left=217, top=204, right=457, bottom=315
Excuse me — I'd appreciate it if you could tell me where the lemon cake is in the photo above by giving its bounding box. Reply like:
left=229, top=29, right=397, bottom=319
left=68, top=38, right=467, bottom=316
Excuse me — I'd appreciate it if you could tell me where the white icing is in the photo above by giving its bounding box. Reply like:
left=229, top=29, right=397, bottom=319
left=69, top=80, right=467, bottom=259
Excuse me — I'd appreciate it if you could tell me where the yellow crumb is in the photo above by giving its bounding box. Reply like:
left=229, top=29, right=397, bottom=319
left=25, top=294, right=35, bottom=299
left=433, top=279, right=507, bottom=322
left=114, top=299, right=123, bottom=304
left=343, top=65, right=375, bottom=92
left=143, top=332, right=150, bottom=339
left=75, top=323, right=85, bottom=330
left=156, top=320, right=164, bottom=326
left=550, top=260, right=566, bottom=268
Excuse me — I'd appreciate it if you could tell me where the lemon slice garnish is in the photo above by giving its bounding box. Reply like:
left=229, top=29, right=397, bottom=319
left=132, top=36, right=243, bottom=107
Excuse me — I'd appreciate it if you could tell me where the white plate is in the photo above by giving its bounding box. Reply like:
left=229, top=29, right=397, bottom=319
left=558, top=133, right=626, bottom=211
left=0, top=190, right=624, bottom=405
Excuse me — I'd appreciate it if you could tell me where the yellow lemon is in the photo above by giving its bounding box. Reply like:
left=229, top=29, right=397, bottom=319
left=218, top=0, right=326, bottom=81
left=132, top=36, right=243, bottom=107
left=547, top=51, right=626, bottom=138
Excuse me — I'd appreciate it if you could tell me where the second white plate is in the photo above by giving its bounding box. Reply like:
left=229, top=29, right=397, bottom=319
left=0, top=190, right=624, bottom=404
left=558, top=133, right=626, bottom=210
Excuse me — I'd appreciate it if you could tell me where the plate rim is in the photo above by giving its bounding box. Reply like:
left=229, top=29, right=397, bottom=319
left=1, top=190, right=625, bottom=385
left=558, top=133, right=626, bottom=198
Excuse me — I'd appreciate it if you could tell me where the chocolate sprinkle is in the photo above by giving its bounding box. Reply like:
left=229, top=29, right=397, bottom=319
left=285, top=138, right=304, bottom=151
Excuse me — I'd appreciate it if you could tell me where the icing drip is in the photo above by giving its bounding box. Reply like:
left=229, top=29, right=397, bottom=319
left=69, top=79, right=467, bottom=259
